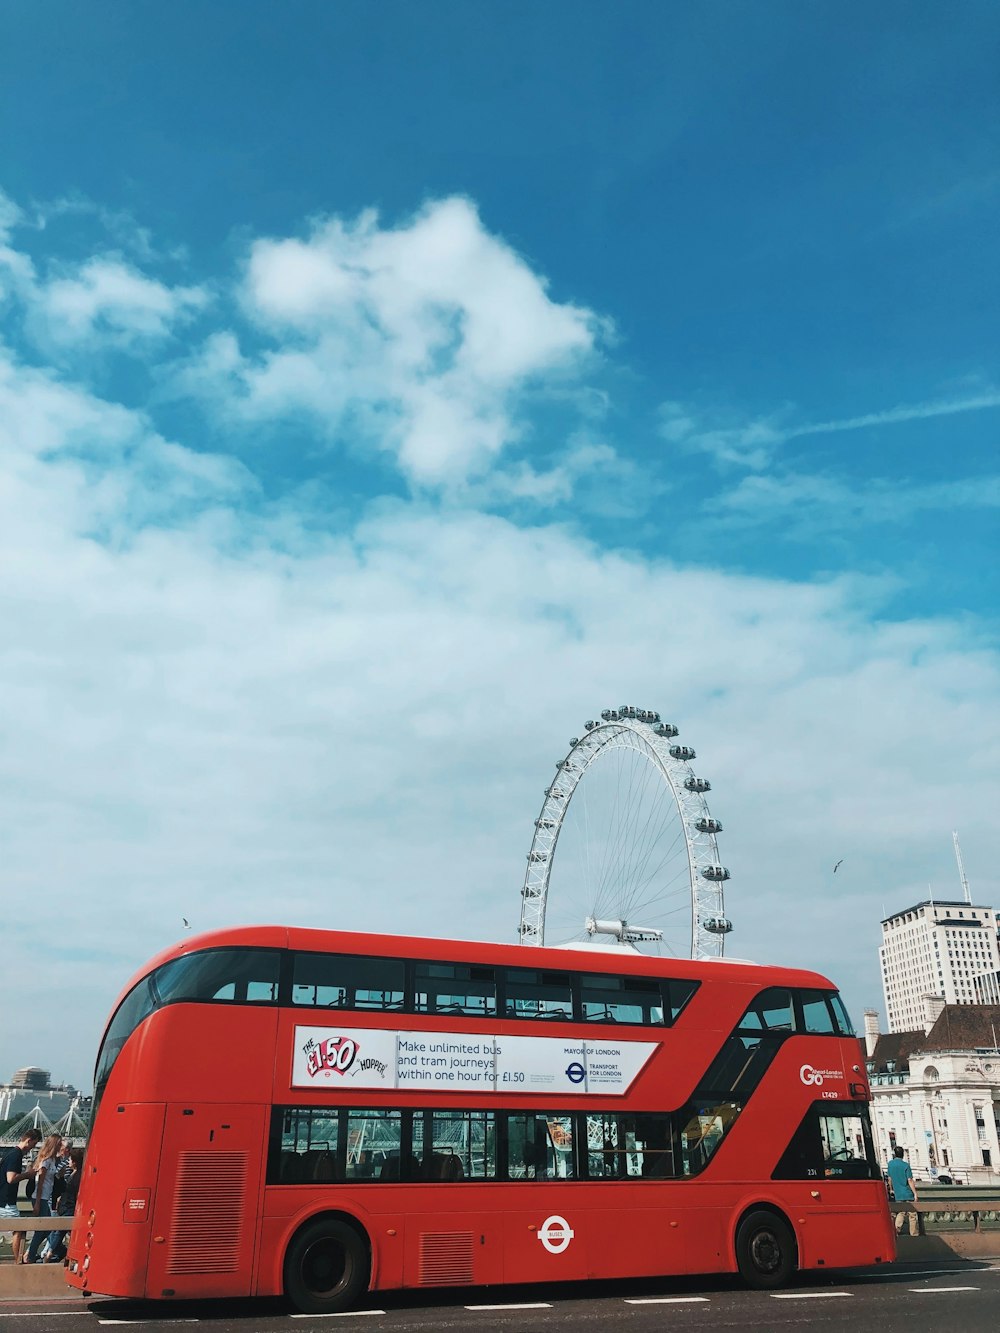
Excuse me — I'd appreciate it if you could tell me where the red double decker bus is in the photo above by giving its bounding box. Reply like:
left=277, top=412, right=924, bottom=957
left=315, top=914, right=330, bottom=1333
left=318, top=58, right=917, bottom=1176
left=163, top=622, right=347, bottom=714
left=67, top=927, right=893, bottom=1311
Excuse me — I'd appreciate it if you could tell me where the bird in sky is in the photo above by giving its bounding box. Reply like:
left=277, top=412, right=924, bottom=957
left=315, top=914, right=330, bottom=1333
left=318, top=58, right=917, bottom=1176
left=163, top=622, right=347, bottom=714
left=182, top=917, right=192, bottom=929
left=833, top=860, right=843, bottom=874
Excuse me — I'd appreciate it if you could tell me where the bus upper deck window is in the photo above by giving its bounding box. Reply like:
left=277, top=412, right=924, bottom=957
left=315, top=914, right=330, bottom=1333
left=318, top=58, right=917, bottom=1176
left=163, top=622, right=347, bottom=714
left=155, top=948, right=281, bottom=1005
left=580, top=975, right=662, bottom=1025
left=504, top=969, right=573, bottom=1021
left=739, top=988, right=794, bottom=1033
left=292, top=952, right=406, bottom=1011
left=666, top=979, right=699, bottom=1023
left=415, top=963, right=497, bottom=1018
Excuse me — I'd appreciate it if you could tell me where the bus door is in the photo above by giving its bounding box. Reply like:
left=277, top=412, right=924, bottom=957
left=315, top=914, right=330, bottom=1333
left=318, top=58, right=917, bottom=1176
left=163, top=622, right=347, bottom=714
left=146, top=1102, right=267, bottom=1300
left=401, top=1109, right=504, bottom=1289
left=501, top=1113, right=590, bottom=1283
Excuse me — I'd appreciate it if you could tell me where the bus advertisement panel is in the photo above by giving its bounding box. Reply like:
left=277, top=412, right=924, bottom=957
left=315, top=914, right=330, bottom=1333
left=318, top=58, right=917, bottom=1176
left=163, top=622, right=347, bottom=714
left=66, top=927, right=894, bottom=1312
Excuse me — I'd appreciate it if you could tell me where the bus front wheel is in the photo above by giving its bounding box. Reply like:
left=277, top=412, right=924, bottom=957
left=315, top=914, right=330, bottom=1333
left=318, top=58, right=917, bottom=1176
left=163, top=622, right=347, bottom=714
left=735, top=1209, right=796, bottom=1289
left=284, top=1217, right=370, bottom=1314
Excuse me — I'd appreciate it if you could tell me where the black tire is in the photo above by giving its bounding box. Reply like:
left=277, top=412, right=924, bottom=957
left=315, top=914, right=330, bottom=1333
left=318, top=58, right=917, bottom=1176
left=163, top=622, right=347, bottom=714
left=735, top=1209, right=796, bottom=1289
left=284, top=1217, right=370, bottom=1315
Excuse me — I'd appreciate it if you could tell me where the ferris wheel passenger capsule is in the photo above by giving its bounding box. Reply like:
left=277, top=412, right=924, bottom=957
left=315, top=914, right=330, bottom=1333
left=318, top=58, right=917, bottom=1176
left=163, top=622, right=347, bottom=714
left=685, top=776, right=711, bottom=792
left=655, top=723, right=679, bottom=738
left=694, top=817, right=723, bottom=833
left=701, top=865, right=731, bottom=881
left=670, top=745, right=696, bottom=761
left=704, top=916, right=733, bottom=934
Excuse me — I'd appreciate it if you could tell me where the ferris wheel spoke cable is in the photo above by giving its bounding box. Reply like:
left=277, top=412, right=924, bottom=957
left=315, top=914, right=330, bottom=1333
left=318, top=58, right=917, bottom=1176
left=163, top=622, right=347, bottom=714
left=629, top=847, right=693, bottom=911
left=625, top=881, right=696, bottom=923
left=613, top=775, right=663, bottom=912
left=622, top=867, right=696, bottom=924
left=616, top=791, right=684, bottom=920
left=580, top=767, right=597, bottom=918
left=613, top=820, right=680, bottom=924
left=590, top=745, right=625, bottom=910
left=597, top=744, right=640, bottom=908
left=619, top=826, right=689, bottom=919
left=604, top=748, right=659, bottom=911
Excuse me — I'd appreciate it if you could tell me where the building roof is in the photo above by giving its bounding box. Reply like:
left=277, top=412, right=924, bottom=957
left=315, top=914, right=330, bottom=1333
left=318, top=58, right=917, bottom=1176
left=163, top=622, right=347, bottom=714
left=918, top=1005, right=1000, bottom=1052
left=869, top=1007, right=1000, bottom=1070
left=868, top=1030, right=926, bottom=1072
left=881, top=899, right=994, bottom=925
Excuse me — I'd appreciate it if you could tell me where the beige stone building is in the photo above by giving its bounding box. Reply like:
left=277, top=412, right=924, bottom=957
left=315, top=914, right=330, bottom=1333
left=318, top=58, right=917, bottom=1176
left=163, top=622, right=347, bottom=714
left=865, top=1002, right=1000, bottom=1183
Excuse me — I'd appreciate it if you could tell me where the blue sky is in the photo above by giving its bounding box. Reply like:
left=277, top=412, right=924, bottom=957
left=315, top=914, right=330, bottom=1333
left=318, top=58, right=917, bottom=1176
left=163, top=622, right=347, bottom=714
left=1, top=2, right=998, bottom=1087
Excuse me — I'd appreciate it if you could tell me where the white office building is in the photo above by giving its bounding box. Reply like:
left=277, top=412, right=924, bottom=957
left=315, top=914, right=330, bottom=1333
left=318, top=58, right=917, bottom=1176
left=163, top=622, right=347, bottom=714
left=880, top=900, right=1000, bottom=1034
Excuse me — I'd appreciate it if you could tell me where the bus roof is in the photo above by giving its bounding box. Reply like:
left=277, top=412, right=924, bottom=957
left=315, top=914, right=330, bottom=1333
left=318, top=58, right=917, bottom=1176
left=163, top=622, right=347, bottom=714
left=112, top=923, right=837, bottom=1015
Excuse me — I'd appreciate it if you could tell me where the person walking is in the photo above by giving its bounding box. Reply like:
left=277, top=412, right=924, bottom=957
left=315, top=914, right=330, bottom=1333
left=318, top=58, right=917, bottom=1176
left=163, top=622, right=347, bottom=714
left=24, top=1135, right=62, bottom=1263
left=42, top=1147, right=83, bottom=1263
left=887, top=1146, right=922, bottom=1237
left=1, top=1129, right=41, bottom=1264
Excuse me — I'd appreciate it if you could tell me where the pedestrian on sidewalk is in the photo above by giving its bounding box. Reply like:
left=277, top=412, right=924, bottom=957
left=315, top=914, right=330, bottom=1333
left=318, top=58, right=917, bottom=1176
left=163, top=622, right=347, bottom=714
left=887, top=1146, right=923, bottom=1237
left=1, top=1130, right=41, bottom=1264
left=24, top=1135, right=62, bottom=1263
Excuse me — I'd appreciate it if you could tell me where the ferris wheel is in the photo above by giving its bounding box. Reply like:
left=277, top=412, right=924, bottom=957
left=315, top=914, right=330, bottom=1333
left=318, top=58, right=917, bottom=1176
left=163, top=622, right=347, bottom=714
left=518, top=706, right=733, bottom=959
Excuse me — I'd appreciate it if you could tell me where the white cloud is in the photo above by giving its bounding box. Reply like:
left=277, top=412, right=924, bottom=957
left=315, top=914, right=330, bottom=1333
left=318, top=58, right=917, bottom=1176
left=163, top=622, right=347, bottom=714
left=466, top=439, right=649, bottom=511
left=3, top=352, right=999, bottom=1089
left=788, top=391, right=1000, bottom=441
left=0, top=197, right=206, bottom=347
left=0, top=190, right=36, bottom=299
left=710, top=470, right=1000, bottom=530
left=190, top=197, right=604, bottom=488
left=34, top=256, right=207, bottom=346
left=1, top=190, right=998, bottom=1096
left=0, top=188, right=21, bottom=241
left=661, top=389, right=1000, bottom=470
left=658, top=399, right=788, bottom=469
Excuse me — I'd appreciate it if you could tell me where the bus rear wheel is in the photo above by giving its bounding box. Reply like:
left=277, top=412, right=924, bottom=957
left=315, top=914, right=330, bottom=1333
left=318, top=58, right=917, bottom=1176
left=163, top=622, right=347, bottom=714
left=735, top=1209, right=796, bottom=1289
left=284, top=1217, right=369, bottom=1315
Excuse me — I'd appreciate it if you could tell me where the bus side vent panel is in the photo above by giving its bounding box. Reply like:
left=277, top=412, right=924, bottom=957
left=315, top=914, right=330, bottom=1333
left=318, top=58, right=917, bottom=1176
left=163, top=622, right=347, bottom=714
left=167, top=1151, right=249, bottom=1275
left=418, top=1232, right=475, bottom=1286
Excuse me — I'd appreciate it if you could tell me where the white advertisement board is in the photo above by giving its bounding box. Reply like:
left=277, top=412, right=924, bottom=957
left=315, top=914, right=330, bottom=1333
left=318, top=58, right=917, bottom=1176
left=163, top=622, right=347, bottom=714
left=292, top=1026, right=658, bottom=1096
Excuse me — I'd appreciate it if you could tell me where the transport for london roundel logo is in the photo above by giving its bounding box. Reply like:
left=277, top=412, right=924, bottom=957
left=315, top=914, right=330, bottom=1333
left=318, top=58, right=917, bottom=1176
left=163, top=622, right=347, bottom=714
left=538, top=1215, right=575, bottom=1254
left=564, top=1061, right=586, bottom=1084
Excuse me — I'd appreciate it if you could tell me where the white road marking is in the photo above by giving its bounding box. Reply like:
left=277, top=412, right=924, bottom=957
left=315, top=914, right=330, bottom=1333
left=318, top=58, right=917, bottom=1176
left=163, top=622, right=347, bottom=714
left=0, top=1315, right=88, bottom=1320
left=624, top=1296, right=710, bottom=1304
left=770, top=1291, right=851, bottom=1299
left=909, top=1286, right=980, bottom=1293
left=862, top=1267, right=980, bottom=1281
left=290, top=1314, right=387, bottom=1320
left=464, top=1303, right=553, bottom=1310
